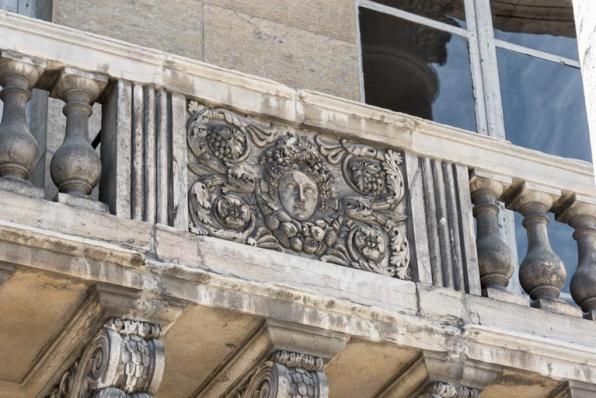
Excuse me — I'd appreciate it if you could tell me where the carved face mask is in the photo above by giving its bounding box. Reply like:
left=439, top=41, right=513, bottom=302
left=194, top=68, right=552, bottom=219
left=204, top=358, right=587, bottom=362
left=279, top=170, right=318, bottom=221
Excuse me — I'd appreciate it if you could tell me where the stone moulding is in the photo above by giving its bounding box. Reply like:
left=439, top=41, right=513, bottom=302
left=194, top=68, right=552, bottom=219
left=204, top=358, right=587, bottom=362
left=47, top=318, right=164, bottom=398
left=186, top=102, right=410, bottom=279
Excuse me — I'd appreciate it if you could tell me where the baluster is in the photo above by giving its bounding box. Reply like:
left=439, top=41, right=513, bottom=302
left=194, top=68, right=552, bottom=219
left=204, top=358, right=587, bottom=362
left=50, top=67, right=108, bottom=196
left=0, top=51, right=45, bottom=182
left=507, top=183, right=567, bottom=306
left=470, top=170, right=515, bottom=291
left=557, top=195, right=596, bottom=319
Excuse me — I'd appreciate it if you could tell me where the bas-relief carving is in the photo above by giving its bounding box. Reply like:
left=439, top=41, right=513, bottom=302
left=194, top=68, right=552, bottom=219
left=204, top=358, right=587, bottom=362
left=186, top=102, right=410, bottom=279
left=232, top=351, right=328, bottom=398
left=47, top=319, right=164, bottom=398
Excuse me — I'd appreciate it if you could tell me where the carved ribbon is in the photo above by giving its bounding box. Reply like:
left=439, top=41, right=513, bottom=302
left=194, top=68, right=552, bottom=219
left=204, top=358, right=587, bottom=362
left=47, top=319, right=164, bottom=398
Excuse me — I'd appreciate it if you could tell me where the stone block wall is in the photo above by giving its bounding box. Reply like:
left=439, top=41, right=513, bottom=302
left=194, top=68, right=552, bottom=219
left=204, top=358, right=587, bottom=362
left=50, top=0, right=361, bottom=101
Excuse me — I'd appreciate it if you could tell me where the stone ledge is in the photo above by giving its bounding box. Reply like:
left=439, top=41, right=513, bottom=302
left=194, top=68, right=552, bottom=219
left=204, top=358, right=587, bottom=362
left=0, top=178, right=44, bottom=199
left=482, top=287, right=530, bottom=307
left=54, top=192, right=110, bottom=213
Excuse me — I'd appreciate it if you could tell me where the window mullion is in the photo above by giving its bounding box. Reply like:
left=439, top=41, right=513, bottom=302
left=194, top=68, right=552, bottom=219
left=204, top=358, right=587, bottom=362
left=473, top=0, right=506, bottom=140
left=464, top=0, right=489, bottom=137
left=495, top=39, right=581, bottom=68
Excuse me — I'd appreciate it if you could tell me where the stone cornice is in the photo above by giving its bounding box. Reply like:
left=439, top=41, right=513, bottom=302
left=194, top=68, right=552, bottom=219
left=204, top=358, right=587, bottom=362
left=2, top=199, right=596, bottom=390
left=0, top=10, right=593, bottom=197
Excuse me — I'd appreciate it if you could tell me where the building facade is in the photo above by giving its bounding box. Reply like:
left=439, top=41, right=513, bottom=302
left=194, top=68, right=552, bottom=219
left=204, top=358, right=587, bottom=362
left=0, top=0, right=595, bottom=397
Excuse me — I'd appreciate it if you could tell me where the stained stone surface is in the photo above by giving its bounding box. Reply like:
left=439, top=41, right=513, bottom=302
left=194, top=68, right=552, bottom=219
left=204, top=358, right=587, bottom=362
left=51, top=0, right=361, bottom=101
left=204, top=0, right=357, bottom=42
left=52, top=0, right=204, bottom=61
left=203, top=4, right=361, bottom=101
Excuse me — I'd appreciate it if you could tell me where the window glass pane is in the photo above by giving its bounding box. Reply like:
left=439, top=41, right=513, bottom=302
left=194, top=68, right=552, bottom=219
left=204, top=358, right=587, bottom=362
left=514, top=213, right=577, bottom=294
left=371, top=0, right=467, bottom=29
left=360, top=7, right=477, bottom=132
left=491, top=0, right=579, bottom=60
left=497, top=48, right=591, bottom=162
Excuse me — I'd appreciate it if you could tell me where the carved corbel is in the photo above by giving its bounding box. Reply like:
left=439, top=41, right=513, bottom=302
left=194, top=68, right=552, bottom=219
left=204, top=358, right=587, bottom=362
left=47, top=318, right=165, bottom=398
left=195, top=320, right=348, bottom=398
left=418, top=382, right=478, bottom=398
left=377, top=352, right=499, bottom=398
left=235, top=351, right=328, bottom=398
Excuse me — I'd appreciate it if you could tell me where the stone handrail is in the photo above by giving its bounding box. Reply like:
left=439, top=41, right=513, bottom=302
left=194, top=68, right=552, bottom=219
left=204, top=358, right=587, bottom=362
left=0, top=10, right=595, bottom=319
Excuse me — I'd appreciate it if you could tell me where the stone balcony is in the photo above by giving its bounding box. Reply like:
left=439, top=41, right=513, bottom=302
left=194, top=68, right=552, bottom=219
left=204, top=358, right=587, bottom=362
left=0, top=9, right=596, bottom=398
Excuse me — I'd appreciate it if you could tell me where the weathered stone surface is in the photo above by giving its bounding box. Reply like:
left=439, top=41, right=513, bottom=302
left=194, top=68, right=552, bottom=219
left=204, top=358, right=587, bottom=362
left=154, top=224, right=418, bottom=314
left=0, top=189, right=153, bottom=251
left=204, top=5, right=361, bottom=101
left=205, top=0, right=357, bottom=42
left=53, top=192, right=109, bottom=213
left=0, top=269, right=88, bottom=381
left=52, top=0, right=205, bottom=62
left=160, top=305, right=262, bottom=398
left=325, top=340, right=419, bottom=398
left=0, top=177, right=44, bottom=198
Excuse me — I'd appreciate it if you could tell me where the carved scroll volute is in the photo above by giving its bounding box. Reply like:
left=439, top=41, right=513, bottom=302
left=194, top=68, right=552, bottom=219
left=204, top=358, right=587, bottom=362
left=557, top=195, right=596, bottom=314
left=48, top=318, right=164, bottom=398
left=469, top=170, right=515, bottom=290
left=507, top=183, right=565, bottom=301
left=239, top=351, right=328, bottom=398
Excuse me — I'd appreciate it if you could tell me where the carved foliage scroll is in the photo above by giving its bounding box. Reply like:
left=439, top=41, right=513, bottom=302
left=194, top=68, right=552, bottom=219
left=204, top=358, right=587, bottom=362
left=187, top=103, right=410, bottom=279
left=47, top=319, right=164, bottom=398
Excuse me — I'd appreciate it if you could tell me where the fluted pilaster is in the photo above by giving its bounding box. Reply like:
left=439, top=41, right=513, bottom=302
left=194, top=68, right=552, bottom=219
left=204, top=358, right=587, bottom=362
left=507, top=183, right=565, bottom=301
left=470, top=170, right=515, bottom=290
left=50, top=67, right=107, bottom=195
left=0, top=51, right=45, bottom=181
left=557, top=194, right=596, bottom=316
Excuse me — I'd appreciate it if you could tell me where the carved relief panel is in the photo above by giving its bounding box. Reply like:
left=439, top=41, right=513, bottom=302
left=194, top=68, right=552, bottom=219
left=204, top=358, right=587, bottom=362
left=186, top=102, right=410, bottom=279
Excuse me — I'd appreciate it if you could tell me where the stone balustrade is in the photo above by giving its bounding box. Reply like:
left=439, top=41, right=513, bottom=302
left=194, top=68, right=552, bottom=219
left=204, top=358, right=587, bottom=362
left=0, top=9, right=595, bottom=322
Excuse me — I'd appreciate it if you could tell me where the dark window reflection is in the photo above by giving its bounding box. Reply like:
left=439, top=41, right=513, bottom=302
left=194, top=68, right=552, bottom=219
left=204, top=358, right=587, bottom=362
left=372, top=0, right=467, bottom=29
left=360, top=7, right=477, bottom=132
left=497, top=48, right=591, bottom=162
left=514, top=213, right=577, bottom=294
left=490, top=0, right=579, bottom=60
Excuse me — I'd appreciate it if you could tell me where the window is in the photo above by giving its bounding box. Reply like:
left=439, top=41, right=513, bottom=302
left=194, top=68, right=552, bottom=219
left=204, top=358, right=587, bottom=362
left=357, top=0, right=591, bottom=163
left=357, top=0, right=589, bottom=295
